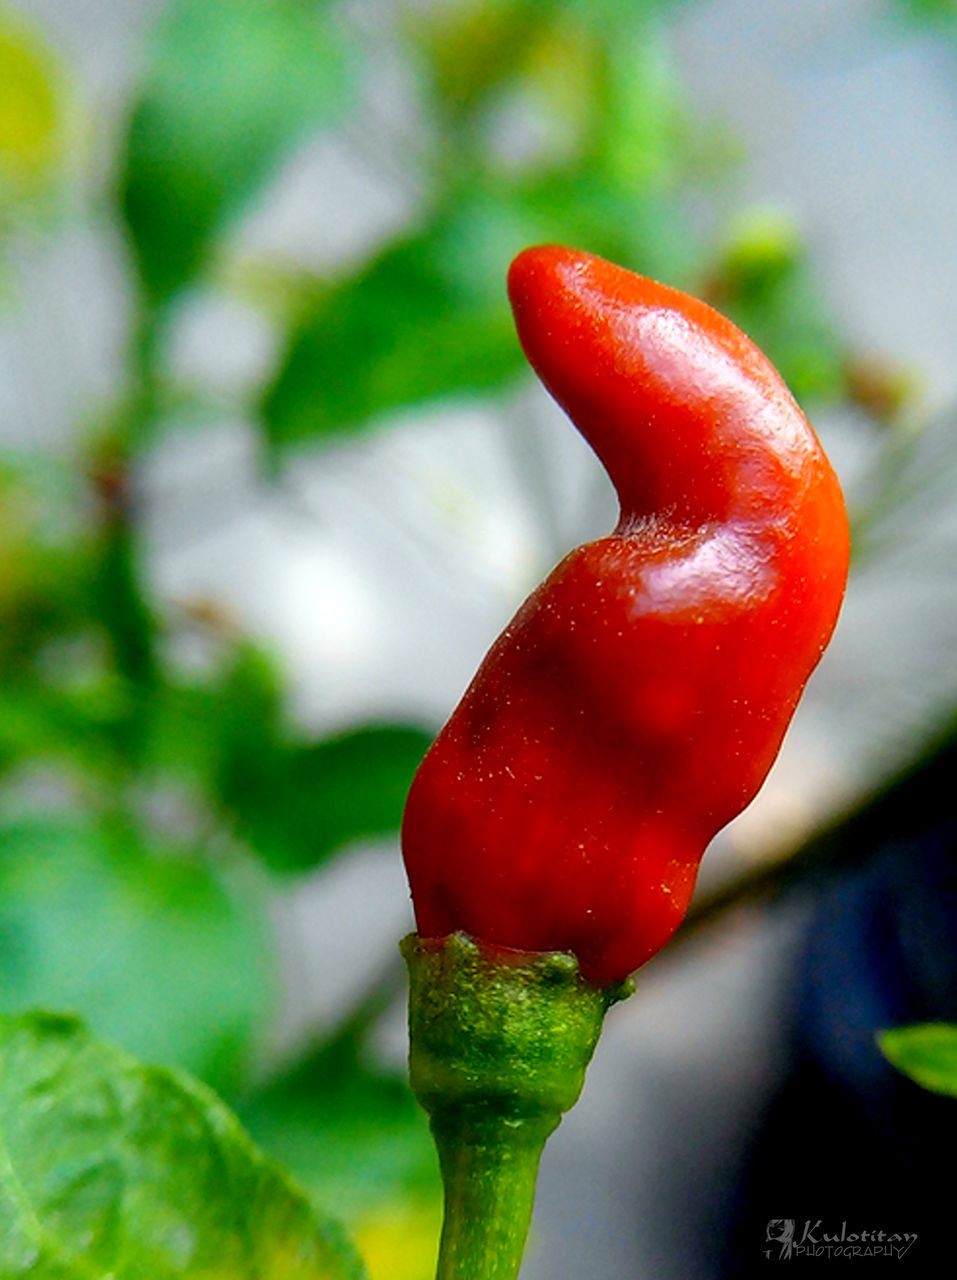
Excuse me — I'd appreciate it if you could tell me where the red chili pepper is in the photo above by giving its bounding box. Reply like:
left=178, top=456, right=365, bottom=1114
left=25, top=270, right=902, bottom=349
left=402, top=245, right=849, bottom=985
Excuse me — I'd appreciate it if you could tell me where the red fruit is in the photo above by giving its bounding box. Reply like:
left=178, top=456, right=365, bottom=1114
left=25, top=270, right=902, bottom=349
left=402, top=245, right=849, bottom=984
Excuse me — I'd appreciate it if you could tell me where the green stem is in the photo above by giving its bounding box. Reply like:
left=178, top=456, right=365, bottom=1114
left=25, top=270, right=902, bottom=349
left=431, top=1108, right=554, bottom=1280
left=402, top=933, right=632, bottom=1280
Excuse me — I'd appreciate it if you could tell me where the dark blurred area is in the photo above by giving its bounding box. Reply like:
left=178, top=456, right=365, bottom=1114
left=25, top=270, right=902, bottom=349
left=720, top=725, right=957, bottom=1273
left=2, top=1, right=957, bottom=1277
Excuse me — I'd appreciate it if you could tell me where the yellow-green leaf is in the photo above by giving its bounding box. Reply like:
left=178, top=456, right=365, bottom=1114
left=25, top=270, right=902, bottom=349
left=878, top=1023, right=957, bottom=1097
left=0, top=1011, right=368, bottom=1278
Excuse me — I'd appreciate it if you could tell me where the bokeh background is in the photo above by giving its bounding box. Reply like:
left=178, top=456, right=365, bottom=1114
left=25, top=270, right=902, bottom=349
left=2, top=0, right=957, bottom=1275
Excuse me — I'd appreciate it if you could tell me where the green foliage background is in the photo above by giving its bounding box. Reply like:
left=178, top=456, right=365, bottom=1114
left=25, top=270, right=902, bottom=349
left=0, top=0, right=936, bottom=1275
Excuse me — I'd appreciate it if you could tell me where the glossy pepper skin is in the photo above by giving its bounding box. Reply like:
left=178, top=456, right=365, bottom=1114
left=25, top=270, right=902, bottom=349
left=402, top=245, right=849, bottom=986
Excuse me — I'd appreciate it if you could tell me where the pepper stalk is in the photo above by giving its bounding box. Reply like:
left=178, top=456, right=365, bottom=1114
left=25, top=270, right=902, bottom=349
left=402, top=932, right=632, bottom=1280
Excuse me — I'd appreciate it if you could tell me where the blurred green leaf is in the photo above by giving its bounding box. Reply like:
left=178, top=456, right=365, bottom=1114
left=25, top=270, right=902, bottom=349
left=590, top=21, right=686, bottom=191
left=121, top=0, right=355, bottom=302
left=241, top=1031, right=439, bottom=1233
left=409, top=0, right=688, bottom=128
left=142, top=643, right=429, bottom=874
left=142, top=641, right=428, bottom=875
left=0, top=817, right=273, bottom=1094
left=0, top=1011, right=368, bottom=1278
left=521, top=170, right=700, bottom=284
left=147, top=675, right=251, bottom=796
left=262, top=0, right=714, bottom=452
left=200, top=638, right=283, bottom=794
left=409, top=0, right=541, bottom=118
left=0, top=459, right=90, bottom=669
left=0, top=673, right=131, bottom=781
left=261, top=170, right=701, bottom=451
left=224, top=722, right=432, bottom=875
left=85, top=440, right=168, bottom=701
left=892, top=0, right=957, bottom=32
left=878, top=1023, right=957, bottom=1097
left=557, top=0, right=687, bottom=19
left=93, top=516, right=159, bottom=698
left=705, top=210, right=846, bottom=404
left=0, top=5, right=68, bottom=226
left=261, top=201, right=532, bottom=448
left=0, top=643, right=237, bottom=791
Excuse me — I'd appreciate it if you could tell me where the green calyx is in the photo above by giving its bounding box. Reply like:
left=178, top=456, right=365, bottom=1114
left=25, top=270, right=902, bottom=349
left=402, top=931, right=631, bottom=1118
left=402, top=931, right=632, bottom=1280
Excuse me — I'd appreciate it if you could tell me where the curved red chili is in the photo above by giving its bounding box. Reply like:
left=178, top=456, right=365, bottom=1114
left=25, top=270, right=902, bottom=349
left=402, top=245, right=850, bottom=985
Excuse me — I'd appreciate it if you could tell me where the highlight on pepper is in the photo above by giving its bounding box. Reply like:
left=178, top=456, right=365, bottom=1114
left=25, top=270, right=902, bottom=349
left=402, top=244, right=850, bottom=986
